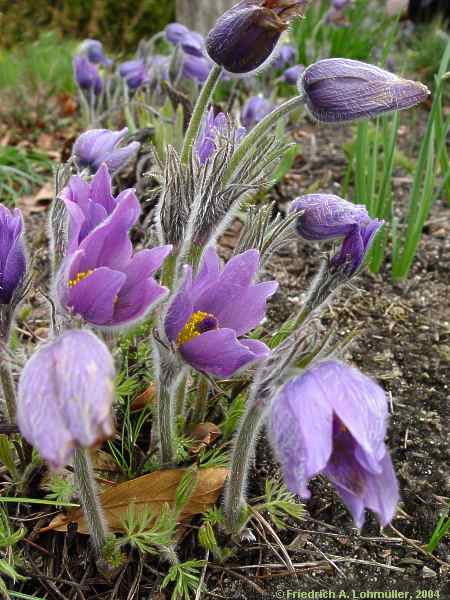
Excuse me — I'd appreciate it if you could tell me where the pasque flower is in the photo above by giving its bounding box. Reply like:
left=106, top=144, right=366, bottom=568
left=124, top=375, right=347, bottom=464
left=206, top=0, right=307, bottom=74
left=164, top=246, right=277, bottom=377
left=72, top=127, right=140, bottom=174
left=299, top=58, right=429, bottom=123
left=241, top=95, right=273, bottom=128
left=271, top=360, right=399, bottom=527
left=57, top=179, right=172, bottom=328
left=291, top=194, right=383, bottom=274
left=196, top=108, right=246, bottom=165
left=17, top=330, right=115, bottom=469
left=0, top=204, right=26, bottom=306
left=73, top=55, right=102, bottom=95
left=165, top=23, right=190, bottom=45
left=273, top=44, right=296, bottom=69
left=80, top=39, right=113, bottom=67
left=119, top=59, right=149, bottom=90
left=283, top=64, right=304, bottom=85
left=180, top=31, right=205, bottom=57
left=182, top=53, right=212, bottom=83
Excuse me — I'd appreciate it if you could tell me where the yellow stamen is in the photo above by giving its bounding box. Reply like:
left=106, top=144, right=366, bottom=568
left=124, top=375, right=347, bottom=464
left=176, top=311, right=211, bottom=346
left=68, top=270, right=95, bottom=288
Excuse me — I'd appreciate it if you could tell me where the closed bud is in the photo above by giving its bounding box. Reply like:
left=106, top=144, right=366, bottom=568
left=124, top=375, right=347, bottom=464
left=299, top=58, right=430, bottom=123
left=73, top=55, right=102, bottom=96
left=206, top=0, right=307, bottom=74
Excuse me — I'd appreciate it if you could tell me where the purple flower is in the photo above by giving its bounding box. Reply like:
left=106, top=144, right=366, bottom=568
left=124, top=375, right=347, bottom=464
left=206, top=0, right=307, bottom=74
left=196, top=108, right=246, bottom=165
left=332, top=0, right=350, bottom=9
left=182, top=53, right=212, bottom=83
left=241, top=95, right=273, bottom=129
left=81, top=39, right=113, bottom=67
left=0, top=204, right=26, bottom=305
left=73, top=55, right=102, bottom=95
left=72, top=127, right=140, bottom=174
left=273, top=44, right=296, bottom=69
left=164, top=246, right=278, bottom=378
left=56, top=186, right=172, bottom=329
left=270, top=360, right=399, bottom=527
left=119, top=59, right=149, bottom=90
left=17, top=330, right=115, bottom=469
left=291, top=194, right=383, bottom=274
left=165, top=22, right=190, bottom=45
left=299, top=58, right=430, bottom=123
left=181, top=31, right=205, bottom=57
left=283, top=63, right=304, bottom=85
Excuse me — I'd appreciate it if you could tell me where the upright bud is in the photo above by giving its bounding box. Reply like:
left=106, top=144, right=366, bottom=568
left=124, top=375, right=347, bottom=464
left=17, top=330, right=115, bottom=469
left=206, top=0, right=307, bottom=74
left=299, top=58, right=429, bottom=123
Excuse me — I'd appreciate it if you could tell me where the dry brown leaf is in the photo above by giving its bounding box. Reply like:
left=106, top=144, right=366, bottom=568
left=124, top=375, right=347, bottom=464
left=18, top=181, right=54, bottom=215
left=44, top=467, right=228, bottom=534
left=131, top=383, right=156, bottom=412
left=188, top=423, right=221, bottom=455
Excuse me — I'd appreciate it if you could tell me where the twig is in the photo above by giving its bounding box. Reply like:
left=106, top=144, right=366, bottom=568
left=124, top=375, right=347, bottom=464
left=389, top=524, right=450, bottom=568
left=209, top=564, right=266, bottom=595
left=194, top=550, right=209, bottom=600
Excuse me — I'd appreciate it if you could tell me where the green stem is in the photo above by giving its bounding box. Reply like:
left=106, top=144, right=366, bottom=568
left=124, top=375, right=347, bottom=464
left=158, top=384, right=175, bottom=465
left=175, top=375, right=188, bottom=418
left=180, top=64, right=223, bottom=164
left=0, top=346, right=16, bottom=423
left=223, top=95, right=305, bottom=185
left=73, top=447, right=108, bottom=556
left=193, top=376, right=209, bottom=424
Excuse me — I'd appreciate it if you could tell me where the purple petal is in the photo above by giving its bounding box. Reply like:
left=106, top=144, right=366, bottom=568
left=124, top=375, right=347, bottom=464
left=164, top=266, right=194, bottom=342
left=113, top=277, right=167, bottom=325
left=190, top=246, right=221, bottom=302
left=89, top=164, right=116, bottom=214
left=180, top=327, right=267, bottom=377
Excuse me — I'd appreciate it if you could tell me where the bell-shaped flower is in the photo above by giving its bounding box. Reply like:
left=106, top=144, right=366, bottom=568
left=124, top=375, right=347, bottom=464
left=182, top=53, right=212, bottom=83
left=283, top=64, right=304, bottom=85
left=73, top=55, right=102, bottom=95
left=273, top=44, right=296, bottom=69
left=196, top=108, right=246, bottom=165
left=17, top=330, right=115, bottom=469
left=241, top=95, right=273, bottom=129
left=165, top=23, right=190, bottom=45
left=291, top=194, right=383, bottom=274
left=80, top=39, right=113, bottom=67
left=180, top=31, right=205, bottom=57
left=72, top=127, right=140, bottom=174
left=56, top=188, right=172, bottom=329
left=0, top=204, right=27, bottom=306
left=164, top=246, right=278, bottom=378
left=299, top=58, right=429, bottom=123
left=270, top=360, right=399, bottom=528
left=119, top=59, right=150, bottom=90
left=206, top=0, right=307, bottom=74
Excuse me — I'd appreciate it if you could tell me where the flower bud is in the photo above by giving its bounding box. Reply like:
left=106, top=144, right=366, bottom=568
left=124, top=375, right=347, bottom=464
left=241, top=95, right=273, bottom=129
left=73, top=55, right=102, bottom=96
left=165, top=23, right=190, bottom=45
left=196, top=108, right=246, bottom=164
left=283, top=63, right=304, bottom=85
left=206, top=1, right=307, bottom=74
left=72, top=127, right=140, bottom=174
left=17, top=330, right=115, bottom=469
left=182, top=53, right=212, bottom=83
left=119, top=59, right=149, bottom=90
left=299, top=58, right=429, bottom=123
left=180, top=31, right=205, bottom=57
left=273, top=44, right=296, bottom=69
left=80, top=39, right=113, bottom=67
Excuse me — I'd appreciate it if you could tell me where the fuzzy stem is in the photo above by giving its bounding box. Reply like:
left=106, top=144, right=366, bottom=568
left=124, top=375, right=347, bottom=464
left=158, top=384, right=175, bottom=465
left=223, top=95, right=305, bottom=185
left=224, top=403, right=266, bottom=534
left=0, top=346, right=16, bottom=423
left=193, top=376, right=209, bottom=424
left=175, top=375, right=188, bottom=418
left=73, top=447, right=108, bottom=556
left=180, top=64, right=223, bottom=164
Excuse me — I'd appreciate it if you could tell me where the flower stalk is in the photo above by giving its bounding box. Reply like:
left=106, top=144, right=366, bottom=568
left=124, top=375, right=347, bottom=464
left=73, top=447, right=108, bottom=556
left=0, top=345, right=17, bottom=423
left=180, top=64, right=223, bottom=164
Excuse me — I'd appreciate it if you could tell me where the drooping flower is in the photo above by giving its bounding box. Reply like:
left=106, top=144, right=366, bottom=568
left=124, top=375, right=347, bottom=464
left=180, top=31, right=205, bottom=57
left=80, top=39, right=113, bottom=67
left=0, top=204, right=27, bottom=305
left=72, top=127, right=140, bottom=174
left=17, top=330, right=115, bottom=469
left=299, top=58, right=429, bottom=123
left=165, top=22, right=190, bottom=45
left=119, top=59, right=150, bottom=90
left=241, top=95, right=273, bottom=129
left=273, top=44, right=296, bottom=69
left=164, top=246, right=277, bottom=378
left=196, top=108, right=246, bottom=165
left=56, top=184, right=172, bottom=329
left=73, top=55, right=102, bottom=95
left=283, top=63, right=304, bottom=85
left=290, top=194, right=383, bottom=274
left=270, top=360, right=399, bottom=527
left=182, top=53, right=212, bottom=83
left=206, top=0, right=308, bottom=74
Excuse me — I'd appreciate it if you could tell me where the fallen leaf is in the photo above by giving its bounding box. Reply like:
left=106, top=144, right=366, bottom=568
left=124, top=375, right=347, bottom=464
left=18, top=181, right=54, bottom=215
left=44, top=467, right=228, bottom=534
left=188, top=423, right=221, bottom=455
left=131, top=383, right=156, bottom=412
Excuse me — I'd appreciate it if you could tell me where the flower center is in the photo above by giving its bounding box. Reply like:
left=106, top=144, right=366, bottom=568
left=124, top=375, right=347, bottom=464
left=176, top=311, right=219, bottom=346
left=68, top=270, right=95, bottom=288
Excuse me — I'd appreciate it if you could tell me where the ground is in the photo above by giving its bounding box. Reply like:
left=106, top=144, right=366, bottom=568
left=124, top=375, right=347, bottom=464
left=3, top=110, right=449, bottom=598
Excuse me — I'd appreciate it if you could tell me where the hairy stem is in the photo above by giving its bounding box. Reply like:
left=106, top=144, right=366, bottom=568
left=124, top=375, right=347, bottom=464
left=224, top=403, right=266, bottom=534
left=73, top=447, right=108, bottom=556
left=223, top=95, right=305, bottom=185
left=193, top=376, right=209, bottom=424
left=158, top=384, right=175, bottom=465
left=0, top=346, right=16, bottom=423
left=180, top=64, right=223, bottom=164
